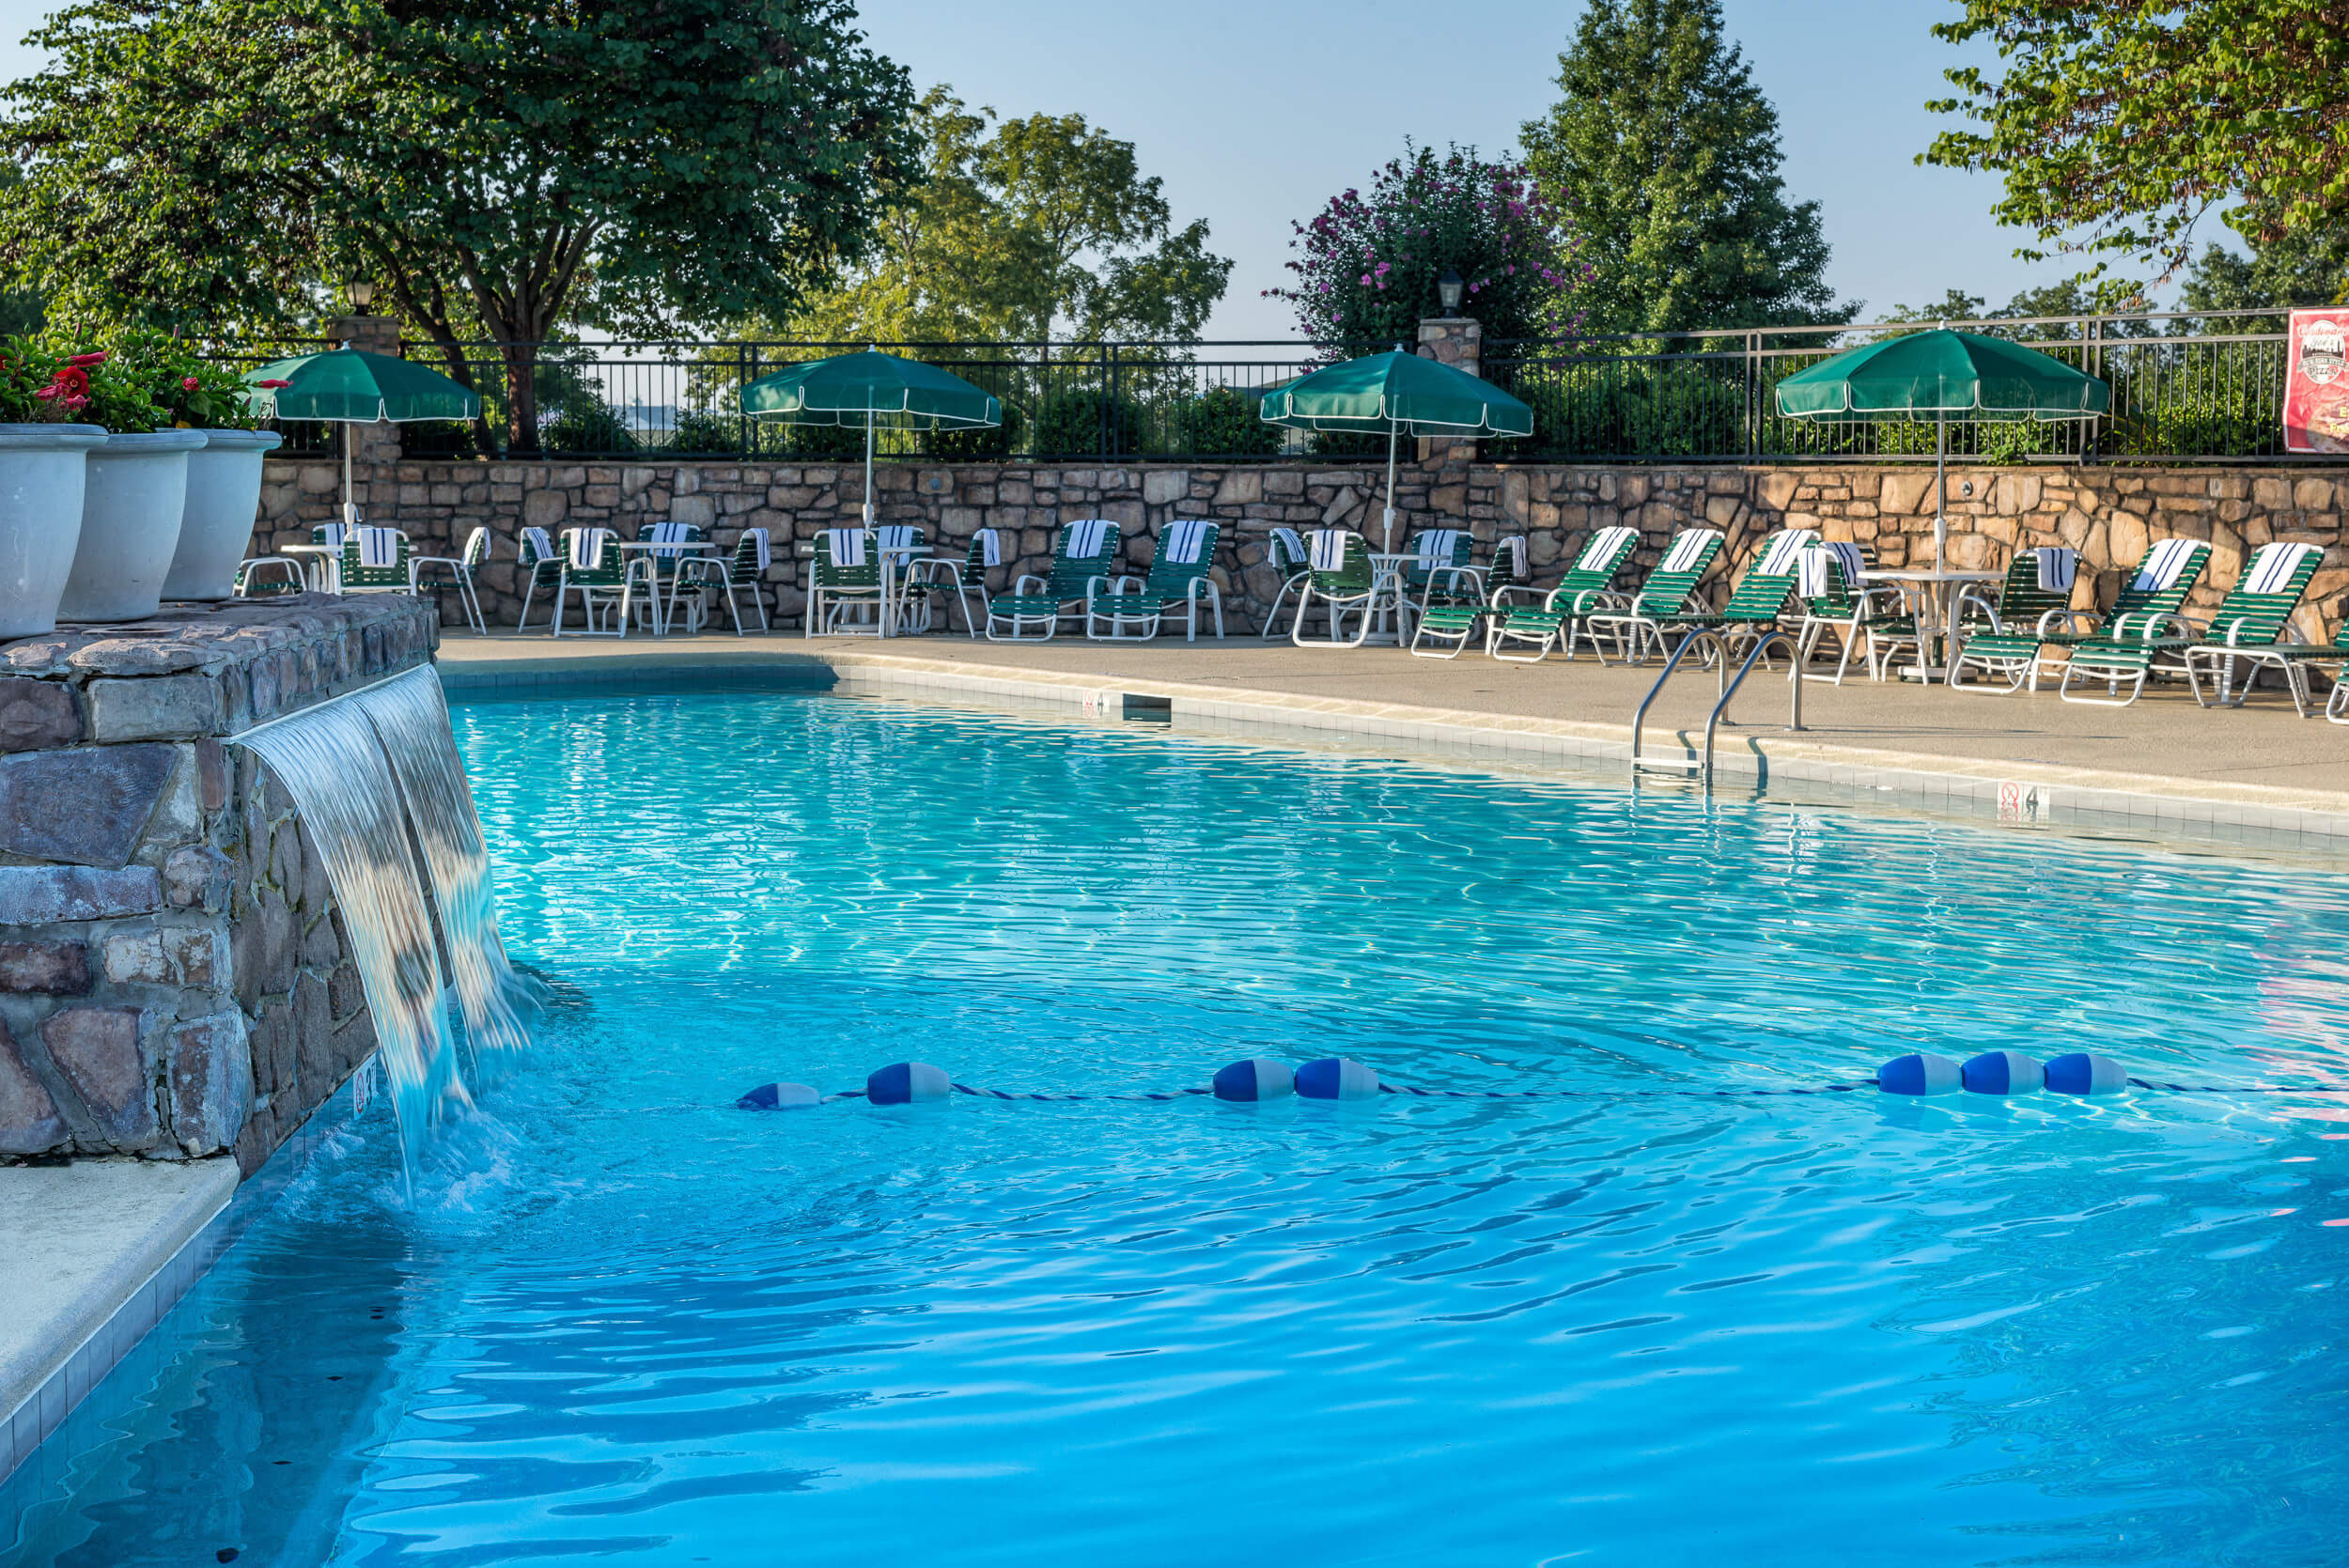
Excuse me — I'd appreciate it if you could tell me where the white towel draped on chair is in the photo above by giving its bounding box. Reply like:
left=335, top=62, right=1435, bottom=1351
left=1661, top=529, right=1723, bottom=573
left=1796, top=540, right=1864, bottom=598
left=876, top=525, right=920, bottom=552
left=1308, top=529, right=1348, bottom=571
left=318, top=523, right=348, bottom=551
left=1494, top=536, right=1529, bottom=580
left=1270, top=526, right=1307, bottom=567
left=521, top=525, right=552, bottom=562
left=355, top=527, right=400, bottom=568
left=976, top=528, right=1003, bottom=567
left=1414, top=529, right=1464, bottom=567
left=824, top=528, right=866, bottom=567
left=2244, top=541, right=2321, bottom=595
left=744, top=529, right=771, bottom=571
left=2033, top=547, right=2077, bottom=593
left=1576, top=525, right=1639, bottom=571
left=2131, top=536, right=2201, bottom=591
left=1755, top=528, right=1821, bottom=577
left=568, top=528, right=610, bottom=570
left=647, top=520, right=692, bottom=559
left=1162, top=519, right=1211, bottom=565
left=1066, top=519, right=1112, bottom=558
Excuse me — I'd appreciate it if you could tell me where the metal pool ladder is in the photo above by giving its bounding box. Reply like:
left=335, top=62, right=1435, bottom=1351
left=1629, top=630, right=1804, bottom=789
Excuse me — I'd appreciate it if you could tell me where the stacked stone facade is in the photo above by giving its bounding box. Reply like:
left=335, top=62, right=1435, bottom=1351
left=0, top=598, right=436, bottom=1172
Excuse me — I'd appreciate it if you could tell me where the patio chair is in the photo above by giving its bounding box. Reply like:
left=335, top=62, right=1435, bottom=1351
left=411, top=525, right=489, bottom=633
left=1486, top=536, right=1537, bottom=608
left=516, top=526, right=562, bottom=630
left=2051, top=538, right=2217, bottom=706
left=552, top=525, right=654, bottom=638
left=232, top=556, right=305, bottom=598
left=2181, top=542, right=2330, bottom=715
left=1940, top=549, right=2079, bottom=692
left=1473, top=524, right=1644, bottom=663
left=631, top=520, right=704, bottom=631
left=672, top=528, right=771, bottom=635
left=1645, top=528, right=1819, bottom=666
left=1290, top=529, right=1389, bottom=647
left=905, top=528, right=1003, bottom=636
left=1086, top=520, right=1223, bottom=641
left=1400, top=530, right=1478, bottom=617
left=873, top=524, right=930, bottom=631
left=1791, top=541, right=1908, bottom=684
left=336, top=527, right=413, bottom=598
left=1259, top=527, right=1314, bottom=640
left=1573, top=528, right=1730, bottom=665
left=987, top=519, right=1122, bottom=642
left=1959, top=538, right=2211, bottom=696
left=807, top=527, right=885, bottom=637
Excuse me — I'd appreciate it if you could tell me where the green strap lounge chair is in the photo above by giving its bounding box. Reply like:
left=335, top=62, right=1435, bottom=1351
left=1790, top=541, right=1909, bottom=684
left=1571, top=528, right=1728, bottom=665
left=2181, top=542, right=2331, bottom=715
left=905, top=528, right=1003, bottom=636
left=673, top=528, right=772, bottom=635
left=1400, top=530, right=1477, bottom=616
left=516, top=525, right=562, bottom=630
left=411, top=525, right=490, bottom=634
left=987, top=519, right=1122, bottom=641
left=337, top=526, right=413, bottom=598
left=1290, top=528, right=1387, bottom=646
left=2052, top=538, right=2218, bottom=705
left=1086, top=520, right=1223, bottom=641
left=1259, top=527, right=1314, bottom=640
left=232, top=555, right=305, bottom=598
left=1959, top=538, right=2211, bottom=694
left=1941, top=549, right=2081, bottom=692
left=807, top=527, right=885, bottom=637
left=1467, top=524, right=1643, bottom=663
left=552, top=525, right=654, bottom=637
left=1652, top=528, right=1818, bottom=665
left=871, top=524, right=930, bottom=631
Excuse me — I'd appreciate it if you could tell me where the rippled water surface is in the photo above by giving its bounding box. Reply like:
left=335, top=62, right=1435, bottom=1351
left=7, top=690, right=2347, bottom=1568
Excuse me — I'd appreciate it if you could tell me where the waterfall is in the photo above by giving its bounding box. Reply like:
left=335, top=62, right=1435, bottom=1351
left=232, top=665, right=531, bottom=1159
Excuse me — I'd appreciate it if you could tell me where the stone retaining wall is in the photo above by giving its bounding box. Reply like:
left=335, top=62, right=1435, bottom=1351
left=252, top=454, right=2349, bottom=641
left=0, top=598, right=437, bottom=1172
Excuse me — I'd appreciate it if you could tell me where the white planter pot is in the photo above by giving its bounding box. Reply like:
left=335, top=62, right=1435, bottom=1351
left=0, top=423, right=109, bottom=640
left=57, top=429, right=208, bottom=623
left=161, top=428, right=286, bottom=602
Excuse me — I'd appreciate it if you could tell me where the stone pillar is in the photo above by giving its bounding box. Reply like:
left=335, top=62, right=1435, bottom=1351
left=1415, top=316, right=1483, bottom=517
left=327, top=315, right=403, bottom=526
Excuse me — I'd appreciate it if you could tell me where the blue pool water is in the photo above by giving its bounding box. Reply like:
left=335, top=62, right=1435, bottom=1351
left=6, top=689, right=2347, bottom=1567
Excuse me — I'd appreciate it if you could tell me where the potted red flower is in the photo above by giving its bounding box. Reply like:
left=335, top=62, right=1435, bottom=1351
left=0, top=340, right=107, bottom=638
left=49, top=343, right=205, bottom=623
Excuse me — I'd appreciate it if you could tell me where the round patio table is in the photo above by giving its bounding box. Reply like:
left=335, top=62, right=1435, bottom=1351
left=1860, top=567, right=2003, bottom=680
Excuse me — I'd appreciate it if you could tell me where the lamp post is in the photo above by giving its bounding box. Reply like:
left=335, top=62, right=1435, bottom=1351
left=1438, top=269, right=1464, bottom=318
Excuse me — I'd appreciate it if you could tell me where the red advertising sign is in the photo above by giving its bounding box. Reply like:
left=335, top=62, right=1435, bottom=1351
left=2284, top=307, right=2349, bottom=454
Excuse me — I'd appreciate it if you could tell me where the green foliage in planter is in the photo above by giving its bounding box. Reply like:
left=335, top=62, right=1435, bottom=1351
left=113, top=329, right=261, bottom=427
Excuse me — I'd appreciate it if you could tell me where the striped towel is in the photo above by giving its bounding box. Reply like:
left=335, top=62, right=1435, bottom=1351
left=647, top=520, right=692, bottom=560
left=2032, top=547, right=2077, bottom=593
left=1797, top=540, right=1865, bottom=598
left=876, top=525, right=921, bottom=552
left=1494, top=536, right=1529, bottom=581
left=1414, top=528, right=1465, bottom=567
left=742, top=528, right=771, bottom=571
left=975, top=528, right=1003, bottom=567
left=568, top=528, right=609, bottom=570
left=2130, top=536, right=2201, bottom=592
left=318, top=524, right=348, bottom=551
left=355, top=527, right=400, bottom=568
left=2244, top=540, right=2321, bottom=596
left=1066, top=519, right=1112, bottom=558
left=1660, top=529, right=1721, bottom=574
left=1308, top=528, right=1349, bottom=571
left=1576, top=524, right=1639, bottom=572
left=823, top=528, right=866, bottom=567
left=1162, top=519, right=1211, bottom=566
left=521, top=525, right=553, bottom=563
left=1271, top=526, right=1308, bottom=568
left=1755, top=528, right=1820, bottom=578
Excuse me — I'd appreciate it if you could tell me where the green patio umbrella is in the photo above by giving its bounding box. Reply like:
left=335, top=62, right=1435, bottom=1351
left=739, top=349, right=1003, bottom=525
left=1258, top=348, right=1532, bottom=549
left=244, top=347, right=482, bottom=527
left=1772, top=328, right=2110, bottom=571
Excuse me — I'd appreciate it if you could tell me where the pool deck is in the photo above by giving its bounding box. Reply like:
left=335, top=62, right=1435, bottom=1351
left=436, top=630, right=2349, bottom=838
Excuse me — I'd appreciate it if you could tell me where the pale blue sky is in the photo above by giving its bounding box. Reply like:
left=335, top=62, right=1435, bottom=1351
left=0, top=0, right=2221, bottom=337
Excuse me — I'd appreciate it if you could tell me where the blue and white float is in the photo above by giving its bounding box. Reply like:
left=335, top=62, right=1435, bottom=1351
left=1877, top=1052, right=1963, bottom=1095
left=1962, top=1050, right=2043, bottom=1095
left=868, top=1061, right=953, bottom=1105
left=736, top=1081, right=821, bottom=1110
left=1213, top=1058, right=1295, bottom=1102
left=1295, top=1057, right=1379, bottom=1101
left=2043, top=1052, right=2127, bottom=1095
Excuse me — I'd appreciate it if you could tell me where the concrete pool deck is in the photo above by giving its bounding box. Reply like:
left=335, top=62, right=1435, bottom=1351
left=435, top=630, right=2349, bottom=839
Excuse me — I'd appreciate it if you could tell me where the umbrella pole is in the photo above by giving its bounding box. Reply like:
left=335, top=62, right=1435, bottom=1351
left=342, top=425, right=355, bottom=528
left=1382, top=424, right=1398, bottom=551
left=1935, top=411, right=1947, bottom=575
left=863, top=411, right=876, bottom=528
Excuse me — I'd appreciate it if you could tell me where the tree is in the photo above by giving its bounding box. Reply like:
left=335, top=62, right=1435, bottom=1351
left=2179, top=230, right=2349, bottom=318
left=781, top=87, right=1231, bottom=344
left=1520, top=0, right=1847, bottom=334
left=1923, top=2, right=2349, bottom=281
left=1267, top=143, right=1585, bottom=351
left=0, top=0, right=918, bottom=451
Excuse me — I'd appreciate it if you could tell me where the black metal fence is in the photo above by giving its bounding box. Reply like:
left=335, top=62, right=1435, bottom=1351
left=216, top=308, right=2319, bottom=465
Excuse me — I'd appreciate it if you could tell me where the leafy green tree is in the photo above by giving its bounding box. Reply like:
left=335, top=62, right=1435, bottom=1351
left=0, top=0, right=917, bottom=452
left=782, top=87, right=1231, bottom=344
left=1923, top=2, right=2349, bottom=280
left=1520, top=0, right=1847, bottom=334
left=2178, top=229, right=2349, bottom=323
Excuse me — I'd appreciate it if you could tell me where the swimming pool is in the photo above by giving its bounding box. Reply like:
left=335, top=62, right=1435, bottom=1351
left=5, top=689, right=2344, bottom=1567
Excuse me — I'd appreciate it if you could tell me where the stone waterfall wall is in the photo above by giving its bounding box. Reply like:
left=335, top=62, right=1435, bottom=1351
left=0, top=598, right=437, bottom=1172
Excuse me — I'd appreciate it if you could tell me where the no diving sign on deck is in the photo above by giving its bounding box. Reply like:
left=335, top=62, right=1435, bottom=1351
left=1998, top=781, right=2052, bottom=823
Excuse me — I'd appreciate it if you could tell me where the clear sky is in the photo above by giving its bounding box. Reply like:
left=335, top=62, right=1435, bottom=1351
left=0, top=0, right=2221, bottom=338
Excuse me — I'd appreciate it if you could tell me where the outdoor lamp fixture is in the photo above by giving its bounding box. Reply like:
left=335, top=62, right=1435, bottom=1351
left=1438, top=269, right=1465, bottom=318
left=347, top=277, right=375, bottom=311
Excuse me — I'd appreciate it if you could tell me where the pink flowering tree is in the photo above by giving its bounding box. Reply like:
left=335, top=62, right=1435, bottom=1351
left=1267, top=144, right=1589, bottom=353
